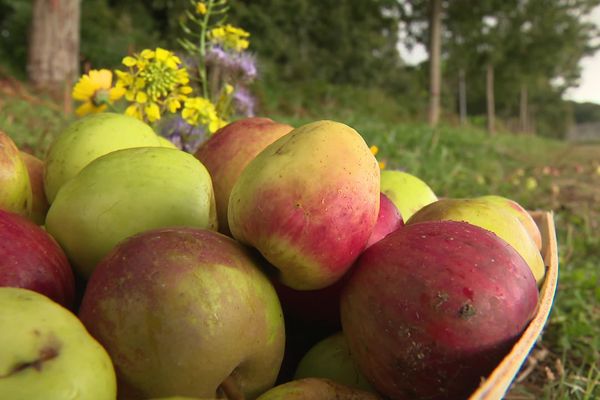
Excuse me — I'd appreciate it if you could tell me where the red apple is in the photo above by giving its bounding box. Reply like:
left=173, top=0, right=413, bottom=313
left=365, top=192, right=403, bottom=248
left=79, top=227, right=286, bottom=399
left=0, top=209, right=75, bottom=308
left=272, top=275, right=347, bottom=385
left=195, top=117, right=294, bottom=235
left=341, top=220, right=538, bottom=400
left=0, top=131, right=32, bottom=216
left=228, top=120, right=380, bottom=290
left=19, top=151, right=49, bottom=225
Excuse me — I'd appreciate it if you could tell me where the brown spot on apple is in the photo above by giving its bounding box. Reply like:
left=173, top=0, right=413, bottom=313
left=0, top=335, right=61, bottom=377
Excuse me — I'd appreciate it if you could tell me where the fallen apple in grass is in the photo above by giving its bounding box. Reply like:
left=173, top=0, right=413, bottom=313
left=0, top=287, right=116, bottom=400
left=0, top=131, right=32, bottom=217
left=79, top=227, right=285, bottom=399
left=45, top=147, right=217, bottom=278
left=229, top=120, right=380, bottom=290
left=341, top=220, right=539, bottom=400
left=0, top=209, right=74, bottom=308
left=195, top=117, right=294, bottom=235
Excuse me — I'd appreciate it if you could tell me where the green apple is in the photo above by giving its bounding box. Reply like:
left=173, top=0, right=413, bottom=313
left=380, top=170, right=437, bottom=221
left=294, top=332, right=374, bottom=392
left=0, top=287, right=116, bottom=400
left=44, top=112, right=162, bottom=203
left=477, top=195, right=542, bottom=250
left=79, top=227, right=285, bottom=399
left=148, top=397, right=209, bottom=400
left=256, top=378, right=381, bottom=400
left=0, top=131, right=32, bottom=217
left=156, top=135, right=178, bottom=149
left=46, top=147, right=217, bottom=278
left=228, top=120, right=380, bottom=290
left=19, top=151, right=49, bottom=225
left=407, top=198, right=545, bottom=284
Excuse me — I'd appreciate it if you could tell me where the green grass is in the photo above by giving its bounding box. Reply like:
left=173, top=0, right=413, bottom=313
left=1, top=87, right=599, bottom=399
left=0, top=93, right=73, bottom=158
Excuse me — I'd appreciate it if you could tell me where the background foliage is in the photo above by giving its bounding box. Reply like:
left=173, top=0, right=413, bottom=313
left=4, top=0, right=599, bottom=136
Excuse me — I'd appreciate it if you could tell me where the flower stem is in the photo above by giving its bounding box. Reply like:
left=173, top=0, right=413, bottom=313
left=198, top=0, right=215, bottom=99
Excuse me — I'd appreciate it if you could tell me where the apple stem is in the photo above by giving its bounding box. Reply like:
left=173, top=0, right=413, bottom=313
left=219, top=376, right=245, bottom=400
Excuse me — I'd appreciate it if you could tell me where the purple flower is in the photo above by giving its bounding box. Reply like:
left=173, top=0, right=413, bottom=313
left=206, top=46, right=232, bottom=68
left=235, top=52, right=257, bottom=82
left=233, top=86, right=256, bottom=117
left=205, top=45, right=258, bottom=83
left=160, top=116, right=209, bottom=153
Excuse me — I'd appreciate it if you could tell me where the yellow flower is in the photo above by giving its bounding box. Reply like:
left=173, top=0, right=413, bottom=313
left=208, top=24, right=250, bottom=52
left=196, top=2, right=207, bottom=15
left=145, top=103, right=161, bottom=122
left=370, top=145, right=379, bottom=156
left=115, top=47, right=192, bottom=123
left=378, top=161, right=386, bottom=170
left=182, top=97, right=226, bottom=134
left=72, top=69, right=124, bottom=116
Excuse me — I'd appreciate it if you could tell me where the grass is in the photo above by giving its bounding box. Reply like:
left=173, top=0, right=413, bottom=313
left=1, top=80, right=599, bottom=399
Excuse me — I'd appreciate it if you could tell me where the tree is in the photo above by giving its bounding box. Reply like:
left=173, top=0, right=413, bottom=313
left=228, top=0, right=402, bottom=86
left=428, top=0, right=442, bottom=126
left=27, top=0, right=80, bottom=92
left=445, top=0, right=600, bottom=137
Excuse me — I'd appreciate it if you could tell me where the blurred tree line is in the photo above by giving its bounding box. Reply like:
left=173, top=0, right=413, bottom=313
left=1, top=0, right=599, bottom=138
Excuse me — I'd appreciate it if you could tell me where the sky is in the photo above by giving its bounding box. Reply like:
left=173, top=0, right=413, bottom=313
left=398, top=7, right=600, bottom=105
left=564, top=7, right=600, bottom=104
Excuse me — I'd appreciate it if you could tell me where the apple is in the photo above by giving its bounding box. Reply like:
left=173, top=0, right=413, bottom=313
left=407, top=198, right=545, bottom=284
left=272, top=276, right=347, bottom=385
left=0, top=209, right=74, bottom=309
left=256, top=378, right=381, bottom=400
left=156, top=135, right=178, bottom=149
left=228, top=120, right=380, bottom=290
left=19, top=151, right=49, bottom=225
left=380, top=170, right=437, bottom=221
left=477, top=194, right=542, bottom=250
left=78, top=227, right=285, bottom=399
left=365, top=192, right=403, bottom=248
left=0, top=131, right=32, bottom=217
left=341, top=220, right=538, bottom=400
left=0, top=287, right=116, bottom=399
left=294, top=332, right=374, bottom=392
left=46, top=147, right=217, bottom=279
left=195, top=117, right=294, bottom=235
left=44, top=112, right=162, bottom=203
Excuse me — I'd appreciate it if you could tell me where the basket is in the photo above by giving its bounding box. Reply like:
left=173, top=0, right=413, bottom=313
left=468, top=211, right=559, bottom=400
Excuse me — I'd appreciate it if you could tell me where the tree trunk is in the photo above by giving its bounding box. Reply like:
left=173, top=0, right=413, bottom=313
left=28, top=0, right=80, bottom=94
left=428, top=0, right=442, bottom=127
left=458, top=68, right=467, bottom=125
left=486, top=63, right=495, bottom=135
left=519, top=83, right=528, bottom=134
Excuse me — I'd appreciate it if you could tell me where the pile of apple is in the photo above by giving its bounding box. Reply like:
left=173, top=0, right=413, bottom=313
left=0, top=113, right=545, bottom=400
